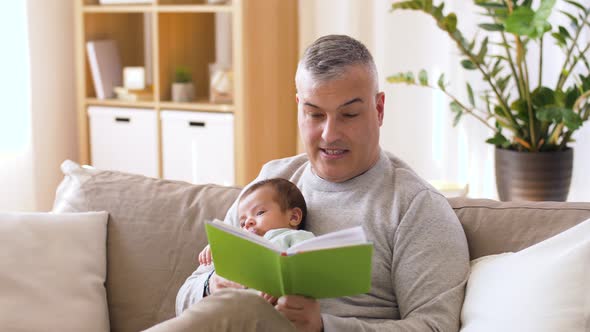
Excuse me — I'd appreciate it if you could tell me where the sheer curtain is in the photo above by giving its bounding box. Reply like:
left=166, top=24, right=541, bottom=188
left=0, top=1, right=35, bottom=211
left=0, top=0, right=77, bottom=211
left=300, top=0, right=590, bottom=201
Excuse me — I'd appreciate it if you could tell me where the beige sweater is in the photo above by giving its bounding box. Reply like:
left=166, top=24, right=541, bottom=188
left=177, top=149, right=470, bottom=331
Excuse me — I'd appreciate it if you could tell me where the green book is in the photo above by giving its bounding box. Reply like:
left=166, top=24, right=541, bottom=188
left=205, top=220, right=373, bottom=299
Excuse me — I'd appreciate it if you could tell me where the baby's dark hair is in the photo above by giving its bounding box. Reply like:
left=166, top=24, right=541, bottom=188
left=240, top=178, right=307, bottom=230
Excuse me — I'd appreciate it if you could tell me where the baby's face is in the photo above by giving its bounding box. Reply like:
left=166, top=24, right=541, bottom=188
left=238, top=186, right=292, bottom=236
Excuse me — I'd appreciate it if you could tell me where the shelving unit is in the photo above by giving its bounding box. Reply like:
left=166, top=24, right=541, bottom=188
left=74, top=0, right=299, bottom=185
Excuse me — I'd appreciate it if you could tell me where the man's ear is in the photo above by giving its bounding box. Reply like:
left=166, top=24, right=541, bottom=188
left=288, top=207, right=303, bottom=228
left=376, top=92, right=385, bottom=126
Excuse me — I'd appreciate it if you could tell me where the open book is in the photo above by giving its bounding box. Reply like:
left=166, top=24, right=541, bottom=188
left=205, top=220, right=373, bottom=298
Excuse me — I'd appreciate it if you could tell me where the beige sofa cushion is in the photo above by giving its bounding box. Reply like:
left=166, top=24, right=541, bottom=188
left=460, top=218, right=590, bottom=331
left=0, top=211, right=109, bottom=332
left=449, top=198, right=590, bottom=259
left=52, top=161, right=241, bottom=332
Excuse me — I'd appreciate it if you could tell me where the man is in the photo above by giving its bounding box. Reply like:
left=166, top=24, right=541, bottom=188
left=170, top=35, right=469, bottom=332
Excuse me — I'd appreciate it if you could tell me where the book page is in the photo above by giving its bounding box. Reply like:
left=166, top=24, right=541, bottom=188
left=206, top=219, right=282, bottom=253
left=286, top=226, right=368, bottom=255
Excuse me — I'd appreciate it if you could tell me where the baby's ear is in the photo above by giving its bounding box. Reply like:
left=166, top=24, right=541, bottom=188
left=289, top=207, right=303, bottom=228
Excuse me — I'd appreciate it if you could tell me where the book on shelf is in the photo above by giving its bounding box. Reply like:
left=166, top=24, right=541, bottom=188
left=86, top=40, right=122, bottom=99
left=205, top=219, right=373, bottom=299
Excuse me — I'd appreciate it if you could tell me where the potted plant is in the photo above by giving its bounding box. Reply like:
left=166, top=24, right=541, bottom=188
left=388, top=0, right=590, bottom=201
left=172, top=66, right=195, bottom=102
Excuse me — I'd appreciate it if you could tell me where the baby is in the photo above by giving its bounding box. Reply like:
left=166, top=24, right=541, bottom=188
left=198, top=178, right=314, bottom=303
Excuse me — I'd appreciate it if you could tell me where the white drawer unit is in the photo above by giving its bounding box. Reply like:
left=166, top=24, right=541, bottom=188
left=161, top=110, right=235, bottom=185
left=88, top=106, right=158, bottom=177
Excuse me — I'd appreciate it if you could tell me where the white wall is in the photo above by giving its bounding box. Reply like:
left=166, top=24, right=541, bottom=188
left=298, top=0, right=590, bottom=201
left=0, top=0, right=77, bottom=212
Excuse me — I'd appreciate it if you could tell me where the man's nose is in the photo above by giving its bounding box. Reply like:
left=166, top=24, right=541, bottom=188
left=321, top=116, right=340, bottom=144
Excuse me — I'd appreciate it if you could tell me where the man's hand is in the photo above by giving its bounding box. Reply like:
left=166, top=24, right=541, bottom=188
left=209, top=271, right=245, bottom=294
left=198, top=245, right=212, bottom=265
left=275, top=295, right=323, bottom=332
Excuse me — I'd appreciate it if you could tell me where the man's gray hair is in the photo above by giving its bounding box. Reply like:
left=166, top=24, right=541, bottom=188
left=296, top=34, right=378, bottom=89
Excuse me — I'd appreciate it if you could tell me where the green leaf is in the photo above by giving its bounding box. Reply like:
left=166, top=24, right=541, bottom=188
left=581, top=74, right=590, bottom=91
left=564, top=87, right=581, bottom=108
left=391, top=0, right=423, bottom=11
left=537, top=106, right=564, bottom=122
left=461, top=59, right=477, bottom=70
left=558, top=26, right=572, bottom=40
left=505, top=0, right=556, bottom=38
left=510, top=99, right=528, bottom=114
left=494, top=105, right=505, bottom=116
left=563, top=108, right=583, bottom=130
left=477, top=37, right=489, bottom=62
left=449, top=101, right=464, bottom=126
left=531, top=87, right=556, bottom=107
left=437, top=73, right=446, bottom=91
left=505, top=7, right=536, bottom=35
left=450, top=100, right=462, bottom=113
left=467, top=37, right=477, bottom=52
left=386, top=72, right=415, bottom=84
left=486, top=132, right=511, bottom=148
left=442, top=13, right=458, bottom=33
left=466, top=83, right=475, bottom=107
left=491, top=63, right=504, bottom=77
left=552, top=32, right=567, bottom=47
left=418, top=69, right=429, bottom=86
left=478, top=23, right=504, bottom=31
left=497, top=75, right=511, bottom=92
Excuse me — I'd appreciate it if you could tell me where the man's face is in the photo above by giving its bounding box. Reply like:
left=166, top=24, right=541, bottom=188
left=296, top=65, right=385, bottom=183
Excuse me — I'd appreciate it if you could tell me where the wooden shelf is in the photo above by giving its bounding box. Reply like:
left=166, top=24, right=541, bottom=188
left=83, top=5, right=154, bottom=13
left=86, top=98, right=155, bottom=108
left=76, top=0, right=299, bottom=185
left=158, top=100, right=234, bottom=112
left=83, top=4, right=232, bottom=14
left=157, top=5, right=233, bottom=13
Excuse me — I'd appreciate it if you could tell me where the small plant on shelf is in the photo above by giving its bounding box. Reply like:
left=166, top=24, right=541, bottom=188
left=174, top=66, right=192, bottom=83
left=172, top=66, right=195, bottom=102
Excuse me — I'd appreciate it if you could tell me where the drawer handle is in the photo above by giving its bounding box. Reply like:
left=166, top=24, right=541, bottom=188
left=115, top=117, right=131, bottom=123
left=189, top=121, right=205, bottom=127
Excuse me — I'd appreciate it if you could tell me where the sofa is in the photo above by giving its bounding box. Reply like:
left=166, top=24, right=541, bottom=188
left=5, top=160, right=589, bottom=331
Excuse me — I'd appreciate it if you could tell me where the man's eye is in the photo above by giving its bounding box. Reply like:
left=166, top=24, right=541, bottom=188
left=309, top=113, right=324, bottom=119
left=343, top=113, right=358, bottom=118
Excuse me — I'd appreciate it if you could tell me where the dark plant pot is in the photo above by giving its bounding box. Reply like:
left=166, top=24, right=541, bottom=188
left=495, top=147, right=573, bottom=201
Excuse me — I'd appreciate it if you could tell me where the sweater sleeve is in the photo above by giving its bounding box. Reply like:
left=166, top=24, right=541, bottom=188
left=322, top=190, right=470, bottom=331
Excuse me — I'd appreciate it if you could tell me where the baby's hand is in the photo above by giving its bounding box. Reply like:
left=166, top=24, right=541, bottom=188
left=198, top=245, right=213, bottom=265
left=260, top=292, right=278, bottom=305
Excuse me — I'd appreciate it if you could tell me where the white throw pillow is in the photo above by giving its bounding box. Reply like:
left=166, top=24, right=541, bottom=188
left=0, top=212, right=109, bottom=332
left=460, top=218, right=590, bottom=332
